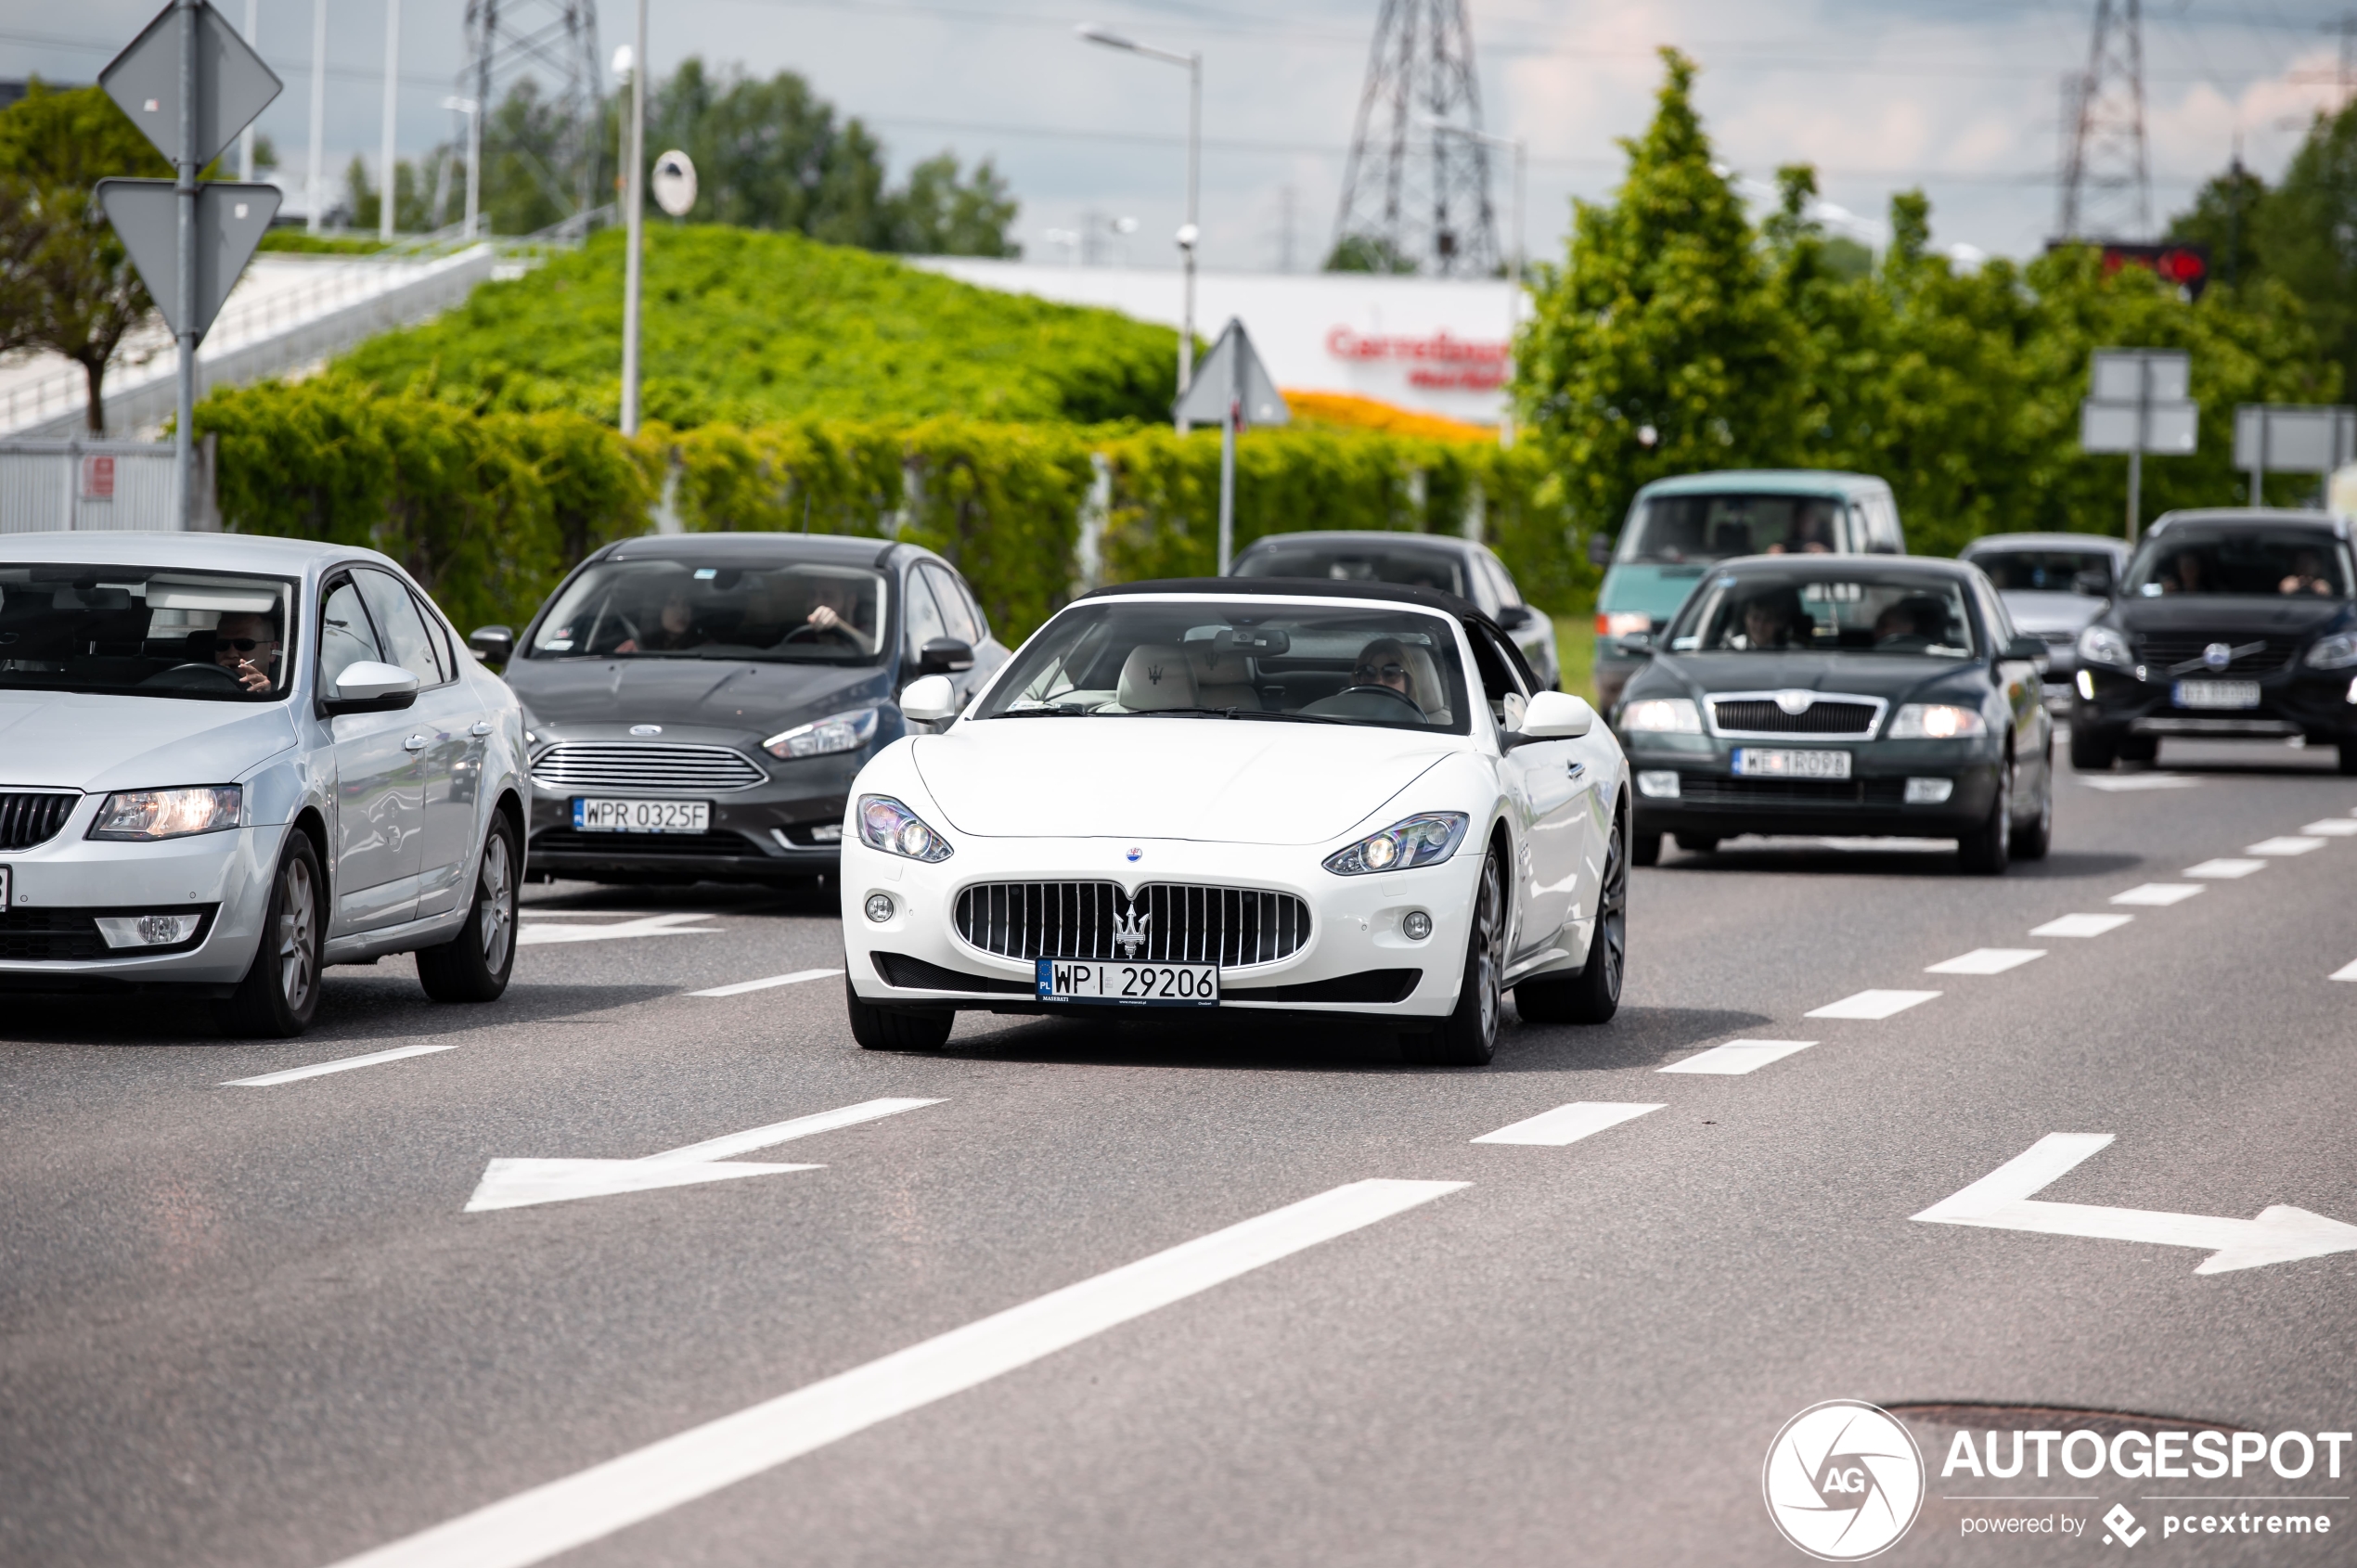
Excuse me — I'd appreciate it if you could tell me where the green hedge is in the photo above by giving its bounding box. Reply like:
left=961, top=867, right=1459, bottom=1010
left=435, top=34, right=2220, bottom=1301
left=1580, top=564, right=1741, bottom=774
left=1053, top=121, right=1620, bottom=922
left=199, top=379, right=1591, bottom=643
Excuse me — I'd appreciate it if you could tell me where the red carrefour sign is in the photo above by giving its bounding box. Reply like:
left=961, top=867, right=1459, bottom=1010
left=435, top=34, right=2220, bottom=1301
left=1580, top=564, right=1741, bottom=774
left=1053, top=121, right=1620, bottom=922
left=1326, top=327, right=1508, bottom=391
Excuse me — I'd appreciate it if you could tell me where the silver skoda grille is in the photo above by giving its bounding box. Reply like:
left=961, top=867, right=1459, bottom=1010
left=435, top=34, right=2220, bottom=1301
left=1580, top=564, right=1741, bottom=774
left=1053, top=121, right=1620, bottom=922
left=956, top=881, right=1310, bottom=969
left=530, top=742, right=766, bottom=793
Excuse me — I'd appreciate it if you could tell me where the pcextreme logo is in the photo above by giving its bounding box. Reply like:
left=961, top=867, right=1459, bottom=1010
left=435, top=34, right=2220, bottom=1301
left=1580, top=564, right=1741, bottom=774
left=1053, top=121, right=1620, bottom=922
left=1764, top=1400, right=1927, bottom=1561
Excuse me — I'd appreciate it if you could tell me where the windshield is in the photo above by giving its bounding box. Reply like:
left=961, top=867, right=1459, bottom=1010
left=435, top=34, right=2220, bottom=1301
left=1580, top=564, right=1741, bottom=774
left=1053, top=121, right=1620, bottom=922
left=1971, top=548, right=2115, bottom=594
left=974, top=599, right=1471, bottom=733
left=0, top=563, right=298, bottom=700
left=529, top=558, right=889, bottom=662
left=2123, top=529, right=2351, bottom=599
left=1617, top=493, right=1848, bottom=565
left=1668, top=572, right=1978, bottom=658
left=1232, top=542, right=1466, bottom=598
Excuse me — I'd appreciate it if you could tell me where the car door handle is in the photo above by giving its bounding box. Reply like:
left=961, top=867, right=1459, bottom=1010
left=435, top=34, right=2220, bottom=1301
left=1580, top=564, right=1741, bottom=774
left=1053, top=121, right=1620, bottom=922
left=404, top=733, right=430, bottom=752
left=470, top=720, right=495, bottom=737
left=1565, top=760, right=1586, bottom=778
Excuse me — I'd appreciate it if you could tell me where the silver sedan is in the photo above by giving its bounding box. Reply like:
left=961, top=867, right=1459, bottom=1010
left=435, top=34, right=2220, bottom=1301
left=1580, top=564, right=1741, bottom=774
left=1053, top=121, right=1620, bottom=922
left=0, top=533, right=527, bottom=1035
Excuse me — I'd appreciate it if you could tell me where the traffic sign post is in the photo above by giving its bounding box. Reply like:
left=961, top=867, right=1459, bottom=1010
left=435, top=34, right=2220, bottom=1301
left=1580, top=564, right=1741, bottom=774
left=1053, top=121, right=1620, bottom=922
left=1173, top=319, right=1290, bottom=574
left=2080, top=349, right=2196, bottom=543
left=97, top=0, right=281, bottom=531
left=2234, top=405, right=2357, bottom=507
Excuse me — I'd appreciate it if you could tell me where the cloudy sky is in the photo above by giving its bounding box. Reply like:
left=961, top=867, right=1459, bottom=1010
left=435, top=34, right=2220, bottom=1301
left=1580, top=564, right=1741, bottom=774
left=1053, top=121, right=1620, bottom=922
left=6, top=0, right=2351, bottom=270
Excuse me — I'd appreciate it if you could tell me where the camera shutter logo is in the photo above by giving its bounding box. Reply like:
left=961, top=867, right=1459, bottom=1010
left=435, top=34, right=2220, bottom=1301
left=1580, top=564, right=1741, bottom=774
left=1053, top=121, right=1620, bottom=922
left=1762, top=1400, right=1925, bottom=1561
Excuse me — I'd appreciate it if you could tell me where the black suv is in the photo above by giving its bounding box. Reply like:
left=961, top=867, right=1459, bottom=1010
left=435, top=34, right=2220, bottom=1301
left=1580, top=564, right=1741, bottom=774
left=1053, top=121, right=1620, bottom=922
left=2071, top=509, right=2357, bottom=774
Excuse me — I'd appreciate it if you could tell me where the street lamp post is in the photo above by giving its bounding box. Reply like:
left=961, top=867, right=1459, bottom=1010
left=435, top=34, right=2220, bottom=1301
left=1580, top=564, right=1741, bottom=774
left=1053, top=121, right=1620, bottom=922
left=1077, top=24, right=1200, bottom=420
left=618, top=0, right=649, bottom=436
left=1424, top=117, right=1525, bottom=449
left=440, top=96, right=481, bottom=240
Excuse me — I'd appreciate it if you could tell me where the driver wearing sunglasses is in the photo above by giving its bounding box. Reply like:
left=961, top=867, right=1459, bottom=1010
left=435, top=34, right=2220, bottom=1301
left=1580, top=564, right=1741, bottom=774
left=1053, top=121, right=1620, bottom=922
left=1350, top=637, right=1424, bottom=714
left=212, top=610, right=282, bottom=693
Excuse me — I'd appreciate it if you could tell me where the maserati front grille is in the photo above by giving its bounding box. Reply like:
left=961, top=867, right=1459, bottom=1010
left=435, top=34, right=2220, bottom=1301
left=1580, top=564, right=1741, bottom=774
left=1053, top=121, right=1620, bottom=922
left=955, top=880, right=1310, bottom=969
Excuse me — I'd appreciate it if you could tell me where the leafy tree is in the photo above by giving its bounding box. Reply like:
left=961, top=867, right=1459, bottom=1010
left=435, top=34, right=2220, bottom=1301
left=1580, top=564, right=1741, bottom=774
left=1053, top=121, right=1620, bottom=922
left=888, top=151, right=1020, bottom=257
left=2251, top=103, right=2357, bottom=402
left=0, top=82, right=168, bottom=431
left=2167, top=160, right=2269, bottom=289
left=344, top=155, right=435, bottom=236
left=1323, top=234, right=1419, bottom=274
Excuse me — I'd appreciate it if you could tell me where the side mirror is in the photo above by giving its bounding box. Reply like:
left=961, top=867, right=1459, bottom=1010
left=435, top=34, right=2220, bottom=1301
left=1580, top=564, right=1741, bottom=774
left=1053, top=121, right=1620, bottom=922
left=469, top=624, right=515, bottom=667
left=1587, top=533, right=1614, bottom=568
left=918, top=636, right=975, bottom=677
left=1515, top=689, right=1595, bottom=740
left=2003, top=634, right=2047, bottom=662
left=324, top=660, right=421, bottom=715
left=900, top=673, right=960, bottom=725
left=1615, top=631, right=1655, bottom=658
left=1494, top=604, right=1536, bottom=632
left=2071, top=569, right=2113, bottom=598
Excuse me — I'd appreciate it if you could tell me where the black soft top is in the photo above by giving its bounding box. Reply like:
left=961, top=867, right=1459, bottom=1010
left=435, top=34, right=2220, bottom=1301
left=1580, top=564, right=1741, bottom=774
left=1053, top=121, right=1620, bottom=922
left=1082, top=575, right=1484, bottom=623
left=602, top=533, right=902, bottom=570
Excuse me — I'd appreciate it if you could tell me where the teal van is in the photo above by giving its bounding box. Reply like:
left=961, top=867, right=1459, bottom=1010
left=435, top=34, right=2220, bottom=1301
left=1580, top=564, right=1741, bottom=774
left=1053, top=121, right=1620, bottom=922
left=1592, top=469, right=1905, bottom=712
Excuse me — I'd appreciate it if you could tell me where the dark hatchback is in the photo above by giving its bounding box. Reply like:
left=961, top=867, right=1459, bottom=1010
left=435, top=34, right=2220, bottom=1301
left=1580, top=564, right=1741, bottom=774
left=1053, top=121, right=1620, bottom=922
left=475, top=534, right=1006, bottom=886
left=1612, top=556, right=2054, bottom=874
left=2070, top=510, right=2357, bottom=775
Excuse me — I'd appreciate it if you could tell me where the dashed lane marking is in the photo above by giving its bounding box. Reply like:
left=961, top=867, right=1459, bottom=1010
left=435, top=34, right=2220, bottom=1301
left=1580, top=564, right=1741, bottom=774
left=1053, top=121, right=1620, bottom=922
left=2246, top=836, right=2327, bottom=856
left=688, top=968, right=844, bottom=997
left=2029, top=913, right=2134, bottom=938
left=325, top=1179, right=1470, bottom=1568
left=1926, top=948, right=2047, bottom=976
left=1472, top=1101, right=1664, bottom=1145
left=2184, top=858, right=2268, bottom=879
left=2111, top=883, right=2203, bottom=906
left=223, top=1044, right=454, bottom=1086
left=2078, top=774, right=2200, bottom=791
left=2301, top=819, right=2357, bottom=836
left=1659, top=1039, right=1817, bottom=1075
left=516, top=912, right=720, bottom=946
left=1805, top=989, right=1942, bottom=1020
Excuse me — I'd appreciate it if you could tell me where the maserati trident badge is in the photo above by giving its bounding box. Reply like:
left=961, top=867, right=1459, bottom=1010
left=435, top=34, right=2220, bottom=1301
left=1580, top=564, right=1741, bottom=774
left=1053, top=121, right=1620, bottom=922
left=1114, top=906, right=1152, bottom=959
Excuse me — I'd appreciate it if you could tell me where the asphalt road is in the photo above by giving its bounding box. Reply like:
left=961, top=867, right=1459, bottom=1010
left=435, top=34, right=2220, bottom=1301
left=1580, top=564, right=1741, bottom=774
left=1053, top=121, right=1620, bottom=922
left=5, top=735, right=2356, bottom=1567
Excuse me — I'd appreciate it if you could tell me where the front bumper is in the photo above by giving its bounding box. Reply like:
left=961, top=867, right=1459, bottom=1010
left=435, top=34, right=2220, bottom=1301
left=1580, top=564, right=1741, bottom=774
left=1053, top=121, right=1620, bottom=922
left=525, top=748, right=869, bottom=883
left=0, top=807, right=280, bottom=992
left=840, top=833, right=1483, bottom=1020
left=2075, top=664, right=2357, bottom=742
left=1620, top=736, right=2002, bottom=840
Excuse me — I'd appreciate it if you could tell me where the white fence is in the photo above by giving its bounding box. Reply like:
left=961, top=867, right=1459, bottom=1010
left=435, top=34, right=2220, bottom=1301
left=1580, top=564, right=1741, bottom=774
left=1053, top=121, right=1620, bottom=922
left=0, top=436, right=216, bottom=533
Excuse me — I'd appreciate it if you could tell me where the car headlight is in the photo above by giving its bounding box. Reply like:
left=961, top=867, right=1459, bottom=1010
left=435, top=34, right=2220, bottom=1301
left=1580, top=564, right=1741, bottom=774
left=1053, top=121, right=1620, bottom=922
left=764, top=706, right=880, bottom=759
left=2077, top=625, right=2132, bottom=670
left=1619, top=697, right=1703, bottom=733
left=87, top=786, right=242, bottom=841
left=1323, top=811, right=1470, bottom=876
left=857, top=794, right=953, bottom=861
left=1887, top=703, right=1989, bottom=739
left=2304, top=633, right=2357, bottom=670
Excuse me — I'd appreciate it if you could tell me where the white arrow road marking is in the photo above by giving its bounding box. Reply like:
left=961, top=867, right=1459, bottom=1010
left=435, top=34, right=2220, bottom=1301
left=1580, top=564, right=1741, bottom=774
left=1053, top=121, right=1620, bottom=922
left=2301, top=819, right=2357, bottom=836
left=2185, top=858, right=2267, bottom=879
left=1805, top=988, right=1941, bottom=1020
left=1659, top=1039, right=1816, bottom=1075
left=223, top=1044, right=454, bottom=1086
left=516, top=912, right=719, bottom=946
left=1926, top=948, right=2046, bottom=975
left=1473, top=1101, right=1663, bottom=1144
left=517, top=910, right=656, bottom=919
left=2079, top=774, right=2200, bottom=791
left=688, top=968, right=844, bottom=997
left=2111, top=882, right=2203, bottom=906
left=2247, top=836, right=2326, bottom=856
left=326, top=1178, right=1468, bottom=1568
left=1913, top=1134, right=2357, bottom=1275
left=2029, top=913, right=2134, bottom=938
left=2330, top=959, right=2357, bottom=983
left=463, top=1098, right=944, bottom=1212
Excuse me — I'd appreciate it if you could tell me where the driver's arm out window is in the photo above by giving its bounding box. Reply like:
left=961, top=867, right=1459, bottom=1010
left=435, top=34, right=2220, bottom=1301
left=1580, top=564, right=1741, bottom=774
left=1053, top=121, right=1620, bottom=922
left=318, top=580, right=384, bottom=691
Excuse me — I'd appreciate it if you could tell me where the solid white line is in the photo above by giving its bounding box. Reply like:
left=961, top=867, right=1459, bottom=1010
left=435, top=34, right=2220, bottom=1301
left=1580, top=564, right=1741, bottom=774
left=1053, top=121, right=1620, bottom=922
left=323, top=1178, right=1468, bottom=1568
left=2029, top=913, right=2134, bottom=938
left=1472, top=1101, right=1664, bottom=1145
left=2184, top=858, right=2267, bottom=879
left=1925, top=948, right=2046, bottom=976
left=1658, top=1039, right=1817, bottom=1076
left=223, top=1045, right=454, bottom=1087
left=687, top=968, right=844, bottom=998
left=2300, top=819, right=2357, bottom=836
left=650, top=1098, right=944, bottom=1164
left=1804, top=989, right=1941, bottom=1021
left=2330, top=959, right=2357, bottom=983
left=2079, top=775, right=2200, bottom=792
left=2246, top=836, right=2325, bottom=856
left=2110, top=883, right=2203, bottom=906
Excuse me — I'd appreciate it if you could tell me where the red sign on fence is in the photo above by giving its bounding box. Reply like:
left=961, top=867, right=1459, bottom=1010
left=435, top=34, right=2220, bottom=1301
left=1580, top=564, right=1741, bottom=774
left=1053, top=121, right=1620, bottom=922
left=80, top=456, right=116, bottom=501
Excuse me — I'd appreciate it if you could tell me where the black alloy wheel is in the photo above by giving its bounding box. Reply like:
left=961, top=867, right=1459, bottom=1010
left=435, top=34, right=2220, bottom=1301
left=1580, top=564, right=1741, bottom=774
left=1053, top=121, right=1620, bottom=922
left=844, top=975, right=955, bottom=1050
left=1517, top=801, right=1628, bottom=1026
left=1958, top=757, right=2013, bottom=876
left=219, top=834, right=324, bottom=1037
left=1404, top=843, right=1504, bottom=1065
left=2068, top=724, right=2118, bottom=771
left=418, top=818, right=521, bottom=1003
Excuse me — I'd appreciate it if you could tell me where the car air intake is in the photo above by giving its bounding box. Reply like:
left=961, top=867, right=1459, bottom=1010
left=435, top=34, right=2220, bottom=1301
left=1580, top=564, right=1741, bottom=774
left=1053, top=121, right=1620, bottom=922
left=0, top=793, right=78, bottom=850
left=956, top=880, right=1310, bottom=969
left=529, top=742, right=766, bottom=793
left=1710, top=699, right=1880, bottom=735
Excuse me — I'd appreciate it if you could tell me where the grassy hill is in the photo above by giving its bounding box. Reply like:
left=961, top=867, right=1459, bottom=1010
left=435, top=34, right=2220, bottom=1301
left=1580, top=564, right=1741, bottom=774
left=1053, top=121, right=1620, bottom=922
left=338, top=225, right=1180, bottom=427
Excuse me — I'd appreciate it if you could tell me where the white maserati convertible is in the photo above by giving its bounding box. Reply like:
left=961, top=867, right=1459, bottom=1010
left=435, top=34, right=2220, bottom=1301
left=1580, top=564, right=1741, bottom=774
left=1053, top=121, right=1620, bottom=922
left=838, top=579, right=1630, bottom=1063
